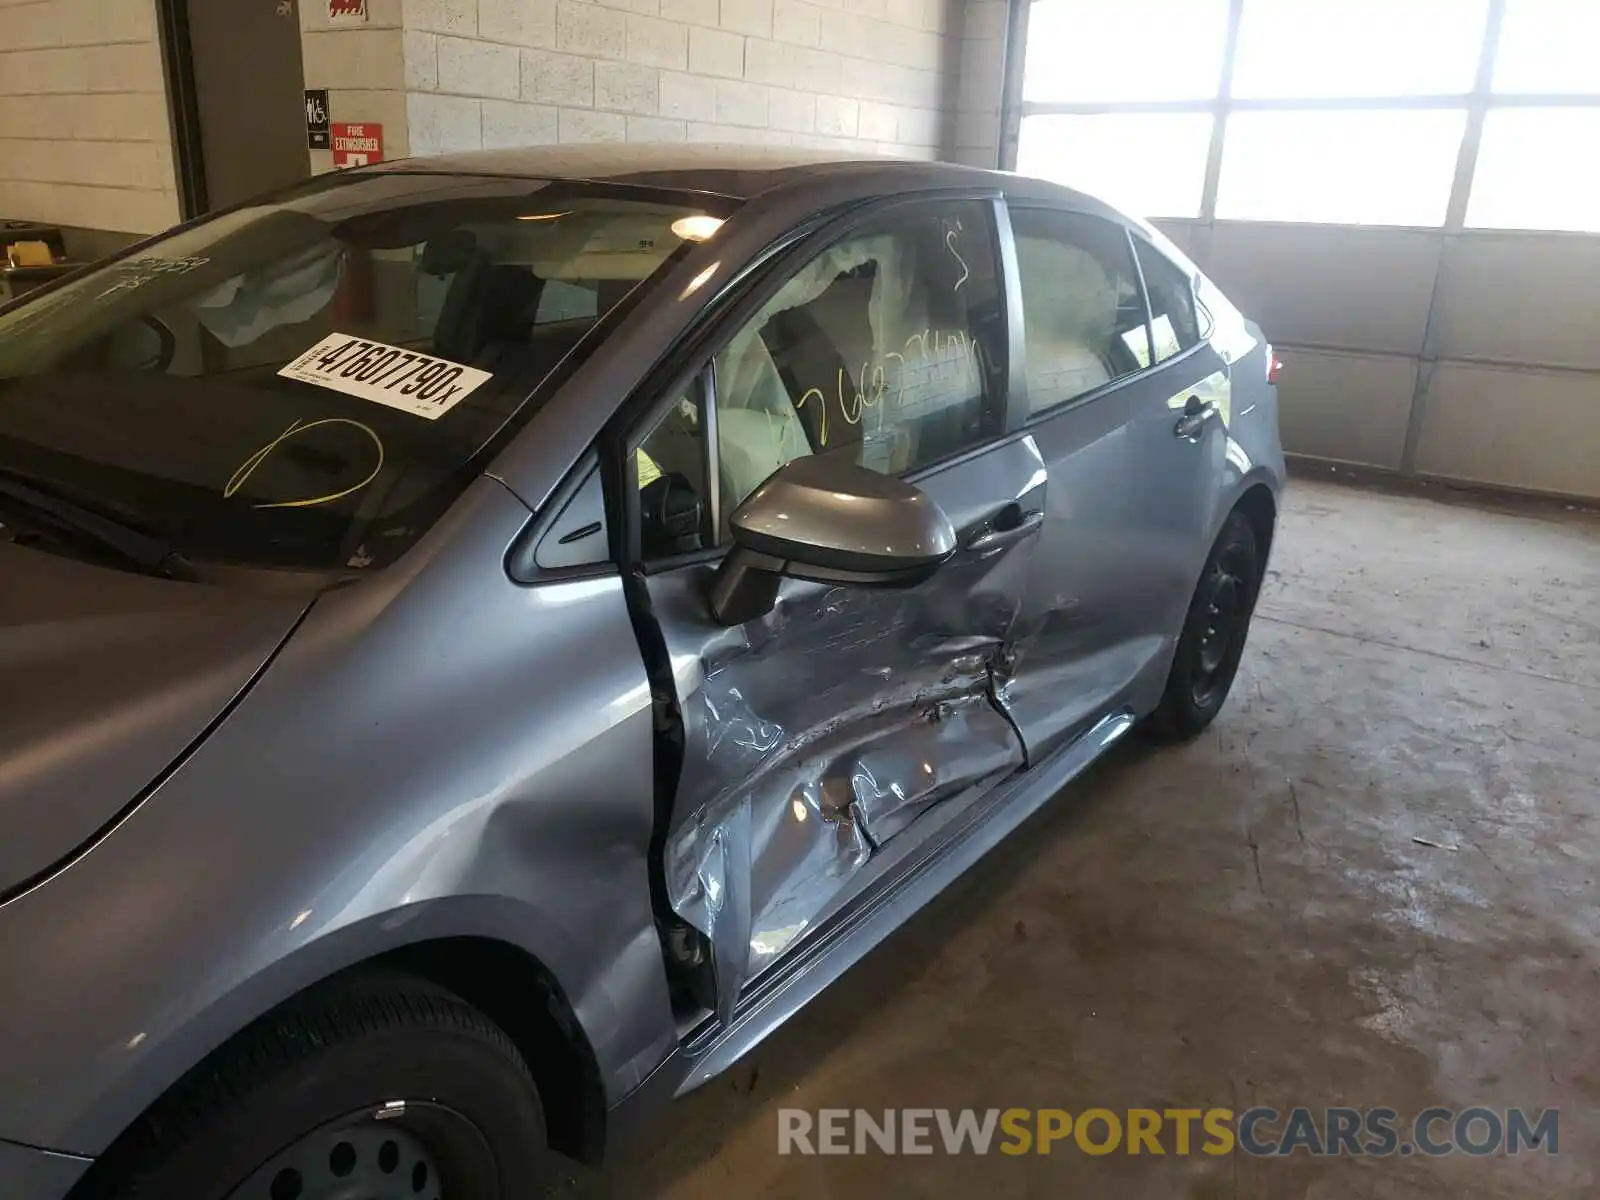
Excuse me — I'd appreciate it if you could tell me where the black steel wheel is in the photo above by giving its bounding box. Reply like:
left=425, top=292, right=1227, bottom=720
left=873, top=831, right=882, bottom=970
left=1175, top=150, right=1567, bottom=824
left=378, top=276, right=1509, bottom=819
left=1149, top=511, right=1263, bottom=741
left=75, top=974, right=549, bottom=1200
left=229, top=1106, right=467, bottom=1200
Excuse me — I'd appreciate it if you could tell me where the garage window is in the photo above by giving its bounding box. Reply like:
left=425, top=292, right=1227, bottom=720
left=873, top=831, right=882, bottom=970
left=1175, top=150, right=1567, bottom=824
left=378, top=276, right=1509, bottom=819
left=1466, top=109, right=1600, bottom=234
left=1017, top=0, right=1226, bottom=218
left=1493, top=0, right=1600, bottom=94
left=1022, top=0, right=1230, bottom=104
left=1015, top=113, right=1215, bottom=221
left=1215, top=109, right=1468, bottom=227
left=1231, top=0, right=1488, bottom=99
left=1017, top=0, right=1600, bottom=233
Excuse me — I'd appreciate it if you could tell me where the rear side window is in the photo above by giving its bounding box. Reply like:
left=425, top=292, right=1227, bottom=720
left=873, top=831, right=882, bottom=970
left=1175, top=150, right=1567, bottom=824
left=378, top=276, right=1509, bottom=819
left=1011, top=208, right=1151, bottom=417
left=1133, top=239, right=1201, bottom=363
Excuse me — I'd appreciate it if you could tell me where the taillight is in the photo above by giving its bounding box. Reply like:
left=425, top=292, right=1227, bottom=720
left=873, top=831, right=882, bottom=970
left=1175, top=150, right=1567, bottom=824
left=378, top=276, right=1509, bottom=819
left=1265, top=344, right=1283, bottom=385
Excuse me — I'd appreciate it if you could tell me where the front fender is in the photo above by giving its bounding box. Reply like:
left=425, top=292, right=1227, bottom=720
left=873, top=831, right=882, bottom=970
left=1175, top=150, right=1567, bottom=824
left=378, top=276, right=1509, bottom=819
left=0, top=479, right=677, bottom=1156
left=0, top=885, right=629, bottom=1156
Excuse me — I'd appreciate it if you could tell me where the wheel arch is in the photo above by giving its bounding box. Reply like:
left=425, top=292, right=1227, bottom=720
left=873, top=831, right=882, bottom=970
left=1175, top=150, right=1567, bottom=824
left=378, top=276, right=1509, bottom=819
left=65, top=921, right=612, bottom=1200
left=1231, top=480, right=1278, bottom=580
left=372, top=936, right=606, bottom=1164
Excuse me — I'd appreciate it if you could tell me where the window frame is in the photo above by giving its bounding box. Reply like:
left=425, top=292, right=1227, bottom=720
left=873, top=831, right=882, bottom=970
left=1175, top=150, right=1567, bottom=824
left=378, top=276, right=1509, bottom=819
left=612, top=189, right=1022, bottom=570
left=1005, top=202, right=1211, bottom=424
left=1129, top=232, right=1206, bottom=365
left=1006, top=202, right=1159, bottom=420
left=505, top=447, right=623, bottom=584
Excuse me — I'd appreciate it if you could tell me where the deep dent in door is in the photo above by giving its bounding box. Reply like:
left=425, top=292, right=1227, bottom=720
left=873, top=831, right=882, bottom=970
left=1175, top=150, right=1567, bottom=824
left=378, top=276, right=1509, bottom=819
left=657, top=517, right=1034, bottom=1020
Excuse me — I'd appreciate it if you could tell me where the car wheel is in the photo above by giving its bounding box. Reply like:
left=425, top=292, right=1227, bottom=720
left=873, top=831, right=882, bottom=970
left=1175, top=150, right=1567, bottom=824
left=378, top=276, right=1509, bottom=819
left=76, top=973, right=549, bottom=1200
left=1148, top=511, right=1262, bottom=741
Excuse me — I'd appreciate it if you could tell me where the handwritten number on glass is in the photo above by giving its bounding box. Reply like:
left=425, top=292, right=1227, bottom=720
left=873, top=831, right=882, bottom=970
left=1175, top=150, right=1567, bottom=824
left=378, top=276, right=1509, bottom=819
left=793, top=329, right=983, bottom=447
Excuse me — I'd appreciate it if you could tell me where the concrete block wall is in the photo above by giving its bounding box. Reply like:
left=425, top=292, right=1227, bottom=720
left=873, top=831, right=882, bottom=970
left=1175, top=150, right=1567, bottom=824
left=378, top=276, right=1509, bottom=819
left=397, top=0, right=952, bottom=159
left=301, top=0, right=413, bottom=166
left=0, top=0, right=179, bottom=237
left=947, top=0, right=1006, bottom=168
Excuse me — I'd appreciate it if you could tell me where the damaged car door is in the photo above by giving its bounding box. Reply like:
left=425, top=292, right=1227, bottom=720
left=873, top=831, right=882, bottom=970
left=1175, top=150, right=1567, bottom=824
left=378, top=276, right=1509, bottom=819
left=631, top=198, right=1044, bottom=1020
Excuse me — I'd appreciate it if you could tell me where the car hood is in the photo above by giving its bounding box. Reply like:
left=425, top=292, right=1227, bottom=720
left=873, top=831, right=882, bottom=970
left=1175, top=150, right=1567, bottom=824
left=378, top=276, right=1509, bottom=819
left=0, top=543, right=315, bottom=899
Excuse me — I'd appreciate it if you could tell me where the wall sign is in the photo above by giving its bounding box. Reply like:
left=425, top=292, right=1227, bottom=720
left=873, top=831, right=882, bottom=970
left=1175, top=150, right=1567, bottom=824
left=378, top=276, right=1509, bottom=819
left=331, top=122, right=384, bottom=168
left=305, top=89, right=330, bottom=150
left=328, top=0, right=368, bottom=21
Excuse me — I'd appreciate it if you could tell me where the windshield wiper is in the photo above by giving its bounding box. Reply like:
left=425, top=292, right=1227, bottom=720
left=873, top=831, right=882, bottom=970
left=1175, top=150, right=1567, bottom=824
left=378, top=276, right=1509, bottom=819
left=0, top=470, right=197, bottom=581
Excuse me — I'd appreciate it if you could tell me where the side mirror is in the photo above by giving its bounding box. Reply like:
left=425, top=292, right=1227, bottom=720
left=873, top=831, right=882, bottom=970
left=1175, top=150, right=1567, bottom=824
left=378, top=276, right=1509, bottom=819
left=708, top=454, right=956, bottom=625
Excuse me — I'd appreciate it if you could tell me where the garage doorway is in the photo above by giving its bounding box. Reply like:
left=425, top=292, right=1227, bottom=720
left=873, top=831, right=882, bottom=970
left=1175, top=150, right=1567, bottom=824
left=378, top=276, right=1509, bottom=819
left=159, top=0, right=311, bottom=217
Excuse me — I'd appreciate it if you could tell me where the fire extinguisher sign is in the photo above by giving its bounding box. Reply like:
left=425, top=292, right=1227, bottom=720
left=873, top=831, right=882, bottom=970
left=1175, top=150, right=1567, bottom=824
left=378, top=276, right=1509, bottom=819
left=328, top=0, right=368, bottom=21
left=331, top=123, right=384, bottom=168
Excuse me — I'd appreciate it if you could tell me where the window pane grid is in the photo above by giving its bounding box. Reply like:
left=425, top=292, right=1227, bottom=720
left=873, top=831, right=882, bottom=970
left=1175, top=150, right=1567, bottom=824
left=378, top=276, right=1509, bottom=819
left=1017, top=0, right=1600, bottom=231
left=1232, top=0, right=1489, bottom=100
left=1017, top=113, right=1215, bottom=219
left=1216, top=109, right=1468, bottom=227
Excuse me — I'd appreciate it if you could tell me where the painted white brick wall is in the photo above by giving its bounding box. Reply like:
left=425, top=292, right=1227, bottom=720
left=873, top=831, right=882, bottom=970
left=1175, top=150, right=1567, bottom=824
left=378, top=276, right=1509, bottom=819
left=305, top=0, right=412, bottom=173
left=389, top=0, right=955, bottom=160
left=949, top=0, right=1006, bottom=168
left=0, top=0, right=179, bottom=235
left=3, top=0, right=983, bottom=236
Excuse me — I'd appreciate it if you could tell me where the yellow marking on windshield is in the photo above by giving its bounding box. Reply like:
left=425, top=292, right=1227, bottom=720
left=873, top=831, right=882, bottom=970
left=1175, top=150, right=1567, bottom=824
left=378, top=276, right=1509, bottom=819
left=225, top=417, right=385, bottom=510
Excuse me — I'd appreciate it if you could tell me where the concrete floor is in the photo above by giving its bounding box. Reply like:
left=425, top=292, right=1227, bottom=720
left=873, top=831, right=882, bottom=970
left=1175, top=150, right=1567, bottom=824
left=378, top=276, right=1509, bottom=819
left=576, top=477, right=1600, bottom=1198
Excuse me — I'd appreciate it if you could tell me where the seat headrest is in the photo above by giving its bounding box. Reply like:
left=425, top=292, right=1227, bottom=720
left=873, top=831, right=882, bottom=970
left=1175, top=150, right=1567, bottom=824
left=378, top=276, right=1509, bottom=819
left=419, top=229, right=482, bottom=277
left=1025, top=242, right=1117, bottom=340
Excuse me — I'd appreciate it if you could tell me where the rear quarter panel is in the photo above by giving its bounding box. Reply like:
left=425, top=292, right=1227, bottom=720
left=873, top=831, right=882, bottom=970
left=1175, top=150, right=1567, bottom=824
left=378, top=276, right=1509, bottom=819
left=1192, top=260, right=1286, bottom=547
left=1133, top=215, right=1286, bottom=536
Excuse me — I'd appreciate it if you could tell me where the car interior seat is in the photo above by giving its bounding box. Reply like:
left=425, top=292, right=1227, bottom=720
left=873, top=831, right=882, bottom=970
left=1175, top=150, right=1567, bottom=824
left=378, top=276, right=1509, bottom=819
left=714, top=330, right=812, bottom=522
left=420, top=230, right=495, bottom=365
left=1019, top=239, right=1118, bottom=412
left=885, top=228, right=988, bottom=470
left=764, top=288, right=864, bottom=460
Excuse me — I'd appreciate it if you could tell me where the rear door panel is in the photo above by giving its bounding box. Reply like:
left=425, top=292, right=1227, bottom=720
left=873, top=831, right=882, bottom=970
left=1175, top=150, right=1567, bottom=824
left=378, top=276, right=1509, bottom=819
left=997, top=207, right=1228, bottom=761
left=1002, top=343, right=1229, bottom=760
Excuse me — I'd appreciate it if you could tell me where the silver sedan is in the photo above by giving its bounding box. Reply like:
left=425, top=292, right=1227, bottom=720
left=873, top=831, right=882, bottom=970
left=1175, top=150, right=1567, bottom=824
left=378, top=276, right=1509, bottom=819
left=0, top=147, right=1282, bottom=1200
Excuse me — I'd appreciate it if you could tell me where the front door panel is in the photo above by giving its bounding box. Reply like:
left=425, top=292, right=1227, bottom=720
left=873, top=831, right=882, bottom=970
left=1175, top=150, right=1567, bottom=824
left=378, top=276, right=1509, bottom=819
left=647, top=435, right=1045, bottom=1018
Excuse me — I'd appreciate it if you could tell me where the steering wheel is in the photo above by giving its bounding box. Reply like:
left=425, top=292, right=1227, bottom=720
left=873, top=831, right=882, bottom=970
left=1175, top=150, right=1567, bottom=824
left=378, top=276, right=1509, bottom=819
left=86, top=314, right=176, bottom=373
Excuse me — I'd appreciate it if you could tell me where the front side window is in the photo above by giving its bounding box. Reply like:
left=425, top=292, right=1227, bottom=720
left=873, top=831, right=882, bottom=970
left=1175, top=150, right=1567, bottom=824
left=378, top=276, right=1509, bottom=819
left=1134, top=239, right=1201, bottom=363
left=1012, top=208, right=1151, bottom=416
left=0, top=176, right=725, bottom=572
left=709, top=201, right=1007, bottom=524
left=636, top=378, right=711, bottom=558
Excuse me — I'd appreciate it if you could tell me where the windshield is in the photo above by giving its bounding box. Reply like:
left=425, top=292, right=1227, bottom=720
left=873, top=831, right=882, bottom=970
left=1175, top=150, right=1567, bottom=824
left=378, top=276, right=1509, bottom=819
left=0, top=173, right=729, bottom=572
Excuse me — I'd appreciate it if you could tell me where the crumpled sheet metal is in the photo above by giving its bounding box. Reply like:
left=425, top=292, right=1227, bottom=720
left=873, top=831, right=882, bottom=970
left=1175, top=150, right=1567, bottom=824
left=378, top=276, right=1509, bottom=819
left=662, top=563, right=1030, bottom=1020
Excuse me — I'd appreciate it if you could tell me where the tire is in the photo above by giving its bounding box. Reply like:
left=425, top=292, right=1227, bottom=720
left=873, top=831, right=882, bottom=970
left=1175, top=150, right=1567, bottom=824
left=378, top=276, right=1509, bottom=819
left=1148, top=511, right=1263, bottom=741
left=76, top=973, right=549, bottom=1200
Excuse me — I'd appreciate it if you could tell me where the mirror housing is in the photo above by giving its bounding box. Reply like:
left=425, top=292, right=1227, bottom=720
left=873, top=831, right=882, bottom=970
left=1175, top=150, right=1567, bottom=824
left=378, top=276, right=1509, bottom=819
left=708, top=454, right=957, bottom=625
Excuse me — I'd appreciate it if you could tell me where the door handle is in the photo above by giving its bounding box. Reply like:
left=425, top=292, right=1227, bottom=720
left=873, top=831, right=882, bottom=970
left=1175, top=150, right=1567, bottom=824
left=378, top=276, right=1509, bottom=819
left=965, top=508, right=1044, bottom=553
left=1174, top=395, right=1218, bottom=439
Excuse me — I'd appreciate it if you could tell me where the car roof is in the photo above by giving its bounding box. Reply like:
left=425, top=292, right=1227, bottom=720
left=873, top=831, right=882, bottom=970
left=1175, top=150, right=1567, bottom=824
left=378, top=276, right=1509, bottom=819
left=365, top=144, right=1087, bottom=206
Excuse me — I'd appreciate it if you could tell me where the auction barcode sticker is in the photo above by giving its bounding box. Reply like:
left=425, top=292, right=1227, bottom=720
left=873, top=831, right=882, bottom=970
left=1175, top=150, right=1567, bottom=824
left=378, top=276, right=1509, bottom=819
left=278, top=333, right=492, bottom=420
